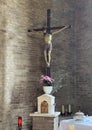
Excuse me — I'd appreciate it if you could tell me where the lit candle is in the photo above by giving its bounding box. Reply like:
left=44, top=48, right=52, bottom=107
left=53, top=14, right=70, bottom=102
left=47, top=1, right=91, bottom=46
left=68, top=125, right=74, bottom=130
left=68, top=104, right=71, bottom=113
left=62, top=105, right=65, bottom=114
left=18, top=116, right=22, bottom=127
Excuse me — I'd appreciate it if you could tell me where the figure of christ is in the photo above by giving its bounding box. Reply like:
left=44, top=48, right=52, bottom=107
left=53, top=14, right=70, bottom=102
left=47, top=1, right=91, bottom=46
left=43, top=25, right=69, bottom=67
left=28, top=9, right=71, bottom=76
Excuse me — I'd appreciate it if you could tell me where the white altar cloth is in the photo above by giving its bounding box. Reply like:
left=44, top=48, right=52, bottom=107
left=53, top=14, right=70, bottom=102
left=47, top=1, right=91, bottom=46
left=59, top=116, right=92, bottom=130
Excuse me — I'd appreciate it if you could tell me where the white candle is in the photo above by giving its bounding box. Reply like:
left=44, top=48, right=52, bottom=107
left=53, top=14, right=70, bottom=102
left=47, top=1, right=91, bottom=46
left=68, top=104, right=71, bottom=113
left=62, top=105, right=65, bottom=114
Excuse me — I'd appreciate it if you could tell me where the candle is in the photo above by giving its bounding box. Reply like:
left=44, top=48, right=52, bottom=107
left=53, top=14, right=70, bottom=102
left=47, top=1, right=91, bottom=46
left=68, top=104, right=71, bottom=113
left=61, top=105, right=65, bottom=114
left=18, top=116, right=22, bottom=127
left=68, top=125, right=74, bottom=130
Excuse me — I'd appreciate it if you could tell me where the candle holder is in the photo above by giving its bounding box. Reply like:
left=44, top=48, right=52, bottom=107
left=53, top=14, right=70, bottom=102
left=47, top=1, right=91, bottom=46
left=18, top=116, right=22, bottom=130
left=18, top=126, right=22, bottom=130
left=65, top=108, right=68, bottom=116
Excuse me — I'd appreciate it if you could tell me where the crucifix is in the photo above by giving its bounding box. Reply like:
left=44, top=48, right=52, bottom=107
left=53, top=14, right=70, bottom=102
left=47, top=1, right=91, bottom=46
left=28, top=9, right=71, bottom=76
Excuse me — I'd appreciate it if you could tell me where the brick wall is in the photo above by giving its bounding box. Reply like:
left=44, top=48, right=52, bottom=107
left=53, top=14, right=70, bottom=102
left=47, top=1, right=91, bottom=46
left=72, top=0, right=92, bottom=114
left=0, top=0, right=92, bottom=130
left=0, top=1, right=6, bottom=130
left=54, top=0, right=92, bottom=116
left=32, top=116, right=58, bottom=130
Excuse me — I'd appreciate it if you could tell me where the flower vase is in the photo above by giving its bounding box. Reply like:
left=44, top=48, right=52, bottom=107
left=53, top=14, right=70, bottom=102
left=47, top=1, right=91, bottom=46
left=43, top=86, right=53, bottom=94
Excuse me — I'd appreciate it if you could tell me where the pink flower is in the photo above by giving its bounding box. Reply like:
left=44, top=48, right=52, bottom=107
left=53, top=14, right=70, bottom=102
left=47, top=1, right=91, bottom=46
left=40, top=75, right=54, bottom=86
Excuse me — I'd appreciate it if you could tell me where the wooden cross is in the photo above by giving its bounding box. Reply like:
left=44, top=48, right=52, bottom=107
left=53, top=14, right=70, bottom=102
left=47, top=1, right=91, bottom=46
left=28, top=9, right=70, bottom=33
left=28, top=9, right=71, bottom=76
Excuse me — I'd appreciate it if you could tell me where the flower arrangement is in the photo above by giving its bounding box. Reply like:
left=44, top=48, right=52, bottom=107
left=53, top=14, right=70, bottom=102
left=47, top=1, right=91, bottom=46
left=40, top=75, right=54, bottom=86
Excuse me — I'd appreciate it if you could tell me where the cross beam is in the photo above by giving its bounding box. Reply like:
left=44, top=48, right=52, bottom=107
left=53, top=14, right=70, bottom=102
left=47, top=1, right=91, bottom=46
left=28, top=25, right=70, bottom=32
left=28, top=9, right=71, bottom=33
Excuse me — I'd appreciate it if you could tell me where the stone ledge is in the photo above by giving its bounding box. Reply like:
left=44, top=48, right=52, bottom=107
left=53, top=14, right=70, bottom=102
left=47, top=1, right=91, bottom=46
left=29, top=112, right=60, bottom=117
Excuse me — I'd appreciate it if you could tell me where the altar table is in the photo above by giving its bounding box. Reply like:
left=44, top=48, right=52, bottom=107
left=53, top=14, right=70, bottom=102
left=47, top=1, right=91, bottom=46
left=59, top=116, right=92, bottom=130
